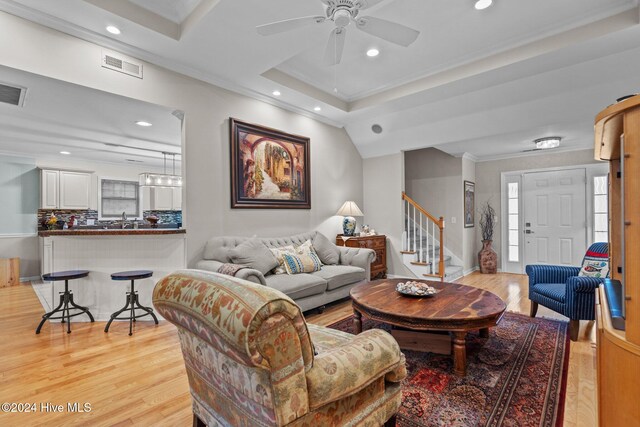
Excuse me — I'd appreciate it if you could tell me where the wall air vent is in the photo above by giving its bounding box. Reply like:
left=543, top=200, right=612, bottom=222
left=0, top=83, right=26, bottom=106
left=101, top=51, right=143, bottom=79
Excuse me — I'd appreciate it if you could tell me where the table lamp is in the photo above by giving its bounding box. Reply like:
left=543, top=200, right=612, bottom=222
left=336, top=201, right=364, bottom=236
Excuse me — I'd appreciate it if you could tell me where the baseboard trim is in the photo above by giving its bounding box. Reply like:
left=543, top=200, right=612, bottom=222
left=462, top=266, right=479, bottom=277
left=21, top=276, right=40, bottom=283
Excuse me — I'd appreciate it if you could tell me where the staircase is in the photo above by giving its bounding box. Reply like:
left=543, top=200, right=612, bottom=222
left=401, top=192, right=464, bottom=282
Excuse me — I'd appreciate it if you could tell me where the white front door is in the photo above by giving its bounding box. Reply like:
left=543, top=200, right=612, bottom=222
left=523, top=169, right=587, bottom=267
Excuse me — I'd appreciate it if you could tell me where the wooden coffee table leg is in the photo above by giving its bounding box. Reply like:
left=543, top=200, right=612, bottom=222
left=452, top=331, right=467, bottom=376
left=479, top=327, right=489, bottom=338
left=353, top=309, right=362, bottom=334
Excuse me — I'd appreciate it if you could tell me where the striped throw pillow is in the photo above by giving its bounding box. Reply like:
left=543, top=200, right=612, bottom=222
left=283, top=252, right=322, bottom=275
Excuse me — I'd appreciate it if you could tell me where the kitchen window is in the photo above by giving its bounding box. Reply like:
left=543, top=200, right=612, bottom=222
left=99, top=178, right=140, bottom=219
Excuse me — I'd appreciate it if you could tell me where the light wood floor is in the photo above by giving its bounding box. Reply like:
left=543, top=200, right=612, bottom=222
left=0, top=273, right=595, bottom=426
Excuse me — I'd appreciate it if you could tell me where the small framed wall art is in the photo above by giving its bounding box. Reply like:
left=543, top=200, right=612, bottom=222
left=464, top=180, right=475, bottom=228
left=230, top=118, right=311, bottom=209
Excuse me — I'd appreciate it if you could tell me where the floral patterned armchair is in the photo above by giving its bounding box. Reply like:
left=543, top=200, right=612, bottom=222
left=153, top=270, right=406, bottom=427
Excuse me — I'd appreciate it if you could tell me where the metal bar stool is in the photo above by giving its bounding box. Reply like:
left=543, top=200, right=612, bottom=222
left=37, top=270, right=95, bottom=334
left=105, top=270, right=159, bottom=336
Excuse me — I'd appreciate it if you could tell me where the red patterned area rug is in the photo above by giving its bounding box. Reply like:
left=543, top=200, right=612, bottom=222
left=328, top=312, right=569, bottom=427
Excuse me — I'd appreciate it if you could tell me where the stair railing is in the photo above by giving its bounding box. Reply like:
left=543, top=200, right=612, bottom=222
left=402, top=192, right=446, bottom=281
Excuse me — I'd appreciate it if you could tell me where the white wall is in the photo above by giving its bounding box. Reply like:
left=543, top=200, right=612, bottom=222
left=363, top=153, right=412, bottom=277
left=474, top=149, right=605, bottom=265
left=0, top=12, right=363, bottom=269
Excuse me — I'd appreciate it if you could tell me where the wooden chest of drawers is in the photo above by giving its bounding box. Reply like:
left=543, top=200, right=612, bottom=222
left=336, top=234, right=387, bottom=280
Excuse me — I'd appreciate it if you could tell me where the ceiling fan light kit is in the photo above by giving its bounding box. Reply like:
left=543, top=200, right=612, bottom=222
left=256, top=0, right=420, bottom=65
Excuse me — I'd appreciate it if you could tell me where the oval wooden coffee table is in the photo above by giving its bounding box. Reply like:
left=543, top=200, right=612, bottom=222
left=350, top=279, right=506, bottom=376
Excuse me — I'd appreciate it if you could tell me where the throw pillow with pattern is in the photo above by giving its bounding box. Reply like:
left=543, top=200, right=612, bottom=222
left=578, top=247, right=609, bottom=278
left=283, top=252, right=323, bottom=275
left=270, top=245, right=296, bottom=275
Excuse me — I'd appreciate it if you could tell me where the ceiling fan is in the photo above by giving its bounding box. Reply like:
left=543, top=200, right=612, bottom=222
left=256, top=0, right=420, bottom=65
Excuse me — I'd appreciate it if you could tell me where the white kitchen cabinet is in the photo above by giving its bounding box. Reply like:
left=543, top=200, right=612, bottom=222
left=172, top=187, right=182, bottom=210
left=59, top=171, right=91, bottom=209
left=40, top=170, right=59, bottom=209
left=40, top=169, right=92, bottom=209
left=143, top=187, right=182, bottom=211
left=153, top=187, right=173, bottom=210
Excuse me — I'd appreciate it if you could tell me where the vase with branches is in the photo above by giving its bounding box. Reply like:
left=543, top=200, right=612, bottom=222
left=478, top=201, right=498, bottom=274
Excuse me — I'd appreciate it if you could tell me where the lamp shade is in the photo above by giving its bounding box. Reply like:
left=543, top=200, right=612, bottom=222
left=336, top=201, right=364, bottom=217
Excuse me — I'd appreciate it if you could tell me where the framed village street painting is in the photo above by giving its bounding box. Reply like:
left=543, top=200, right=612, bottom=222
left=230, top=118, right=311, bottom=209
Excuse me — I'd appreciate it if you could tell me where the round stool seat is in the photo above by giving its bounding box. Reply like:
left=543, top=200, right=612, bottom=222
left=42, top=270, right=90, bottom=281
left=111, top=270, right=153, bottom=281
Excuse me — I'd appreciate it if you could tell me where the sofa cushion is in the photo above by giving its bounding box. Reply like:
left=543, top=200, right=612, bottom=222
left=532, top=283, right=566, bottom=303
left=283, top=252, right=323, bottom=275
left=229, top=238, right=279, bottom=275
left=311, top=265, right=366, bottom=291
left=265, top=274, right=327, bottom=300
left=312, top=233, right=340, bottom=265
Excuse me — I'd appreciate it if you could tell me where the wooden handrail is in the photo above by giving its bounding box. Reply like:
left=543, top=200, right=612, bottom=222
left=402, top=192, right=445, bottom=228
left=402, top=192, right=446, bottom=282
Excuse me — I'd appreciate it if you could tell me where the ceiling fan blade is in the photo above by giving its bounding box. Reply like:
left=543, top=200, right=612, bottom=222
left=355, top=16, right=419, bottom=46
left=257, top=16, right=326, bottom=36
left=358, top=0, right=389, bottom=10
left=324, top=27, right=347, bottom=66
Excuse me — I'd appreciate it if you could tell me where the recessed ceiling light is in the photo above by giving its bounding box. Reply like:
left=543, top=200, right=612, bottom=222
left=367, top=48, right=380, bottom=57
left=60, top=151, right=71, bottom=155
left=106, top=25, right=121, bottom=35
left=136, top=121, right=153, bottom=127
left=474, top=0, right=493, bottom=10
left=372, top=124, right=383, bottom=134
left=534, top=137, right=561, bottom=150
left=272, top=90, right=281, bottom=97
left=314, top=106, right=322, bottom=112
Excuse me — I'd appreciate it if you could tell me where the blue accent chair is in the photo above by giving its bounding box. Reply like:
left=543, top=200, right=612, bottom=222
left=526, top=242, right=609, bottom=341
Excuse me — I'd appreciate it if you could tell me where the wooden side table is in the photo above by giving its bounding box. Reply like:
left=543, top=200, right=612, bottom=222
left=336, top=234, right=387, bottom=280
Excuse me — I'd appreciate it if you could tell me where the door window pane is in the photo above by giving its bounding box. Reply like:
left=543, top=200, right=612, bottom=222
left=593, top=176, right=608, bottom=242
left=507, top=181, right=519, bottom=262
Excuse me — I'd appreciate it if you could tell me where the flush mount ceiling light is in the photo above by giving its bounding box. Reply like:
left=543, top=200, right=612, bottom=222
left=106, top=25, right=121, bottom=35
left=139, top=152, right=182, bottom=188
left=272, top=90, right=281, bottom=96
left=314, top=106, right=322, bottom=111
left=60, top=151, right=71, bottom=155
left=135, top=121, right=153, bottom=127
left=367, top=48, right=380, bottom=57
left=474, top=0, right=493, bottom=10
left=534, top=136, right=561, bottom=150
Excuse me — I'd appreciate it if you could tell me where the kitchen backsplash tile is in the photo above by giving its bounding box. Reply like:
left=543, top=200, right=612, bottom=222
left=38, top=209, right=182, bottom=230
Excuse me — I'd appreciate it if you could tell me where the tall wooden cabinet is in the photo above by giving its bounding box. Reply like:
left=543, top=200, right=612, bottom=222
left=594, top=95, right=640, bottom=426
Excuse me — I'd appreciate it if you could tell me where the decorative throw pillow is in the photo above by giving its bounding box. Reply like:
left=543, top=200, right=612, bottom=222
left=312, top=232, right=340, bottom=265
left=578, top=249, right=610, bottom=278
left=229, top=238, right=279, bottom=276
left=270, top=245, right=296, bottom=275
left=294, top=240, right=316, bottom=256
left=283, top=252, right=323, bottom=275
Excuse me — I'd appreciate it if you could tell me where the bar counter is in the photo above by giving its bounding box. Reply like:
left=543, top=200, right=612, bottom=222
left=35, top=229, right=187, bottom=322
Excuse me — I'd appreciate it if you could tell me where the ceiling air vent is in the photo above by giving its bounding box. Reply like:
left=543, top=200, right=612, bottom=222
left=0, top=83, right=26, bottom=107
left=101, top=51, right=143, bottom=79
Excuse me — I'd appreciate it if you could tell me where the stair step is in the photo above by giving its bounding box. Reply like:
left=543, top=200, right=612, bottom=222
left=410, top=261, right=429, bottom=266
left=422, top=273, right=442, bottom=279
left=400, top=250, right=416, bottom=255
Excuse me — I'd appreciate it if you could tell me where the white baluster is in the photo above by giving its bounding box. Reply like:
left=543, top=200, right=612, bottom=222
left=431, top=221, right=435, bottom=274
left=406, top=200, right=410, bottom=251
left=419, top=213, right=423, bottom=263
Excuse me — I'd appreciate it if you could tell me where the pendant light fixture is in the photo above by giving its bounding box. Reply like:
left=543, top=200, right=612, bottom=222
left=139, top=152, right=182, bottom=188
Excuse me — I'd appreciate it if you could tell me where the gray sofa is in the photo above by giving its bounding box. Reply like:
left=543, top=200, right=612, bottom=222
left=195, top=231, right=375, bottom=312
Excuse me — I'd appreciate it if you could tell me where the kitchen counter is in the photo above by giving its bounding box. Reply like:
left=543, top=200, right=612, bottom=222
left=35, top=230, right=187, bottom=322
left=38, top=228, right=186, bottom=237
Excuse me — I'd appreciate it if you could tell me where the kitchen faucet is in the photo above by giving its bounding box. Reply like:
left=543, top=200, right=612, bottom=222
left=121, top=211, right=129, bottom=229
